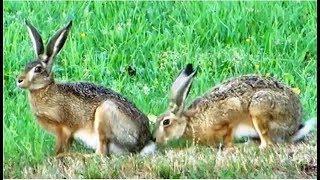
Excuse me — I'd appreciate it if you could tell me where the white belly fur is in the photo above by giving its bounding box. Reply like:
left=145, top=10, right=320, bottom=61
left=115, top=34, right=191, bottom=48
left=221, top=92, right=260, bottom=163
left=108, top=142, right=128, bottom=155
left=234, top=123, right=259, bottom=138
left=73, top=129, right=130, bottom=154
left=73, top=129, right=98, bottom=150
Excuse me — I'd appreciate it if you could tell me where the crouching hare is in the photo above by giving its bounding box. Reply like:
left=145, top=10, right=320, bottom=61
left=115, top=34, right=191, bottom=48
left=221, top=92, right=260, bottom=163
left=153, top=63, right=316, bottom=149
left=17, top=20, right=156, bottom=157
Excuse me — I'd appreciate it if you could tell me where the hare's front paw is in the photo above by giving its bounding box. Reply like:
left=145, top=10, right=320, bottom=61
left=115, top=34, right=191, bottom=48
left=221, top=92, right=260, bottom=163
left=95, top=142, right=108, bottom=157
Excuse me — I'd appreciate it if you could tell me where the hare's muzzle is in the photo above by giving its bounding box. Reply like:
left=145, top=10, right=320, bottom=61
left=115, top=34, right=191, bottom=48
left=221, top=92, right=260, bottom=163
left=152, top=132, right=167, bottom=144
left=152, top=133, right=158, bottom=143
left=17, top=75, right=27, bottom=88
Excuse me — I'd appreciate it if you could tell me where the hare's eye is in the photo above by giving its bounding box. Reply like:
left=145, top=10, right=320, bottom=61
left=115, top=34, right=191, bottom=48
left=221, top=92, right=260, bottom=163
left=163, top=119, right=170, bottom=126
left=34, top=66, right=42, bottom=73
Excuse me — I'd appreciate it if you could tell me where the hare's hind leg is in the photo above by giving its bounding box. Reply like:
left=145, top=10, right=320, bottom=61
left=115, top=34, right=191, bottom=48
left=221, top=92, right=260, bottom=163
left=249, top=90, right=276, bottom=149
left=251, top=116, right=273, bottom=148
left=94, top=100, right=131, bottom=156
left=94, top=102, right=112, bottom=156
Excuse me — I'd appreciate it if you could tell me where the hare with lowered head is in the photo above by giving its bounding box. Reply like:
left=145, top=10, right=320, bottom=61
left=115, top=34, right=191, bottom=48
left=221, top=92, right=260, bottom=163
left=17, top=20, right=156, bottom=157
left=153, top=64, right=316, bottom=149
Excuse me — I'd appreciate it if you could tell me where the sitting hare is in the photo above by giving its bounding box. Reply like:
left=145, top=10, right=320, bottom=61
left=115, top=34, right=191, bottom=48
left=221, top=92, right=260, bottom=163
left=153, top=63, right=316, bottom=149
left=17, top=20, right=156, bottom=157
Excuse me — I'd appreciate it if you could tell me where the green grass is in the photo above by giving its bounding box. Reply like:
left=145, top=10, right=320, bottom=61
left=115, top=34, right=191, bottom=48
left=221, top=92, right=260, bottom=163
left=4, top=1, right=317, bottom=179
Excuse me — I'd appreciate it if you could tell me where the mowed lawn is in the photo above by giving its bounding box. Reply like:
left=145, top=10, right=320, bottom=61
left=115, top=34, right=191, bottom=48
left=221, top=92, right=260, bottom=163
left=4, top=1, right=317, bottom=179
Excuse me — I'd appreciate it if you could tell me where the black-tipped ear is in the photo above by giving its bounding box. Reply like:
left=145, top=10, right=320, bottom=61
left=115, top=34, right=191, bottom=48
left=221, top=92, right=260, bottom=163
left=184, top=65, right=198, bottom=100
left=46, top=21, right=72, bottom=59
left=43, top=21, right=72, bottom=72
left=184, top=63, right=194, bottom=76
left=25, top=19, right=45, bottom=56
left=170, top=63, right=197, bottom=114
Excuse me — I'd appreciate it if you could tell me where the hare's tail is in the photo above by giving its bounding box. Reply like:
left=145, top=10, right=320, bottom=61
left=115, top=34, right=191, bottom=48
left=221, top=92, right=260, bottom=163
left=140, top=140, right=157, bottom=156
left=290, top=117, right=317, bottom=142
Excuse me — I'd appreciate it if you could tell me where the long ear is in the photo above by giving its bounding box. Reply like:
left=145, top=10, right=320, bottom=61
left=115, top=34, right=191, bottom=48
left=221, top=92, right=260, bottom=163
left=170, top=63, right=197, bottom=115
left=44, top=21, right=72, bottom=72
left=25, top=20, right=45, bottom=56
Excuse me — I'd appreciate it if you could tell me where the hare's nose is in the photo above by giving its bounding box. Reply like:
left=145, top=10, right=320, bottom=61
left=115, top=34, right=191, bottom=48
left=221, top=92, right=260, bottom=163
left=17, top=79, right=23, bottom=83
left=17, top=76, right=27, bottom=88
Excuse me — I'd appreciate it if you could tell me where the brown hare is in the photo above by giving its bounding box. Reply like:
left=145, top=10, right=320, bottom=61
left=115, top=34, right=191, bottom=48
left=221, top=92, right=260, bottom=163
left=17, top=20, right=156, bottom=157
left=153, top=63, right=316, bottom=149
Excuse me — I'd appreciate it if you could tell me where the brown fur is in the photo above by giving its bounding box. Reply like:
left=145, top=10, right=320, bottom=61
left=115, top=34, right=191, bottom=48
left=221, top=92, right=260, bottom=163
left=17, top=20, right=153, bottom=156
left=187, top=75, right=301, bottom=147
left=153, top=64, right=304, bottom=149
